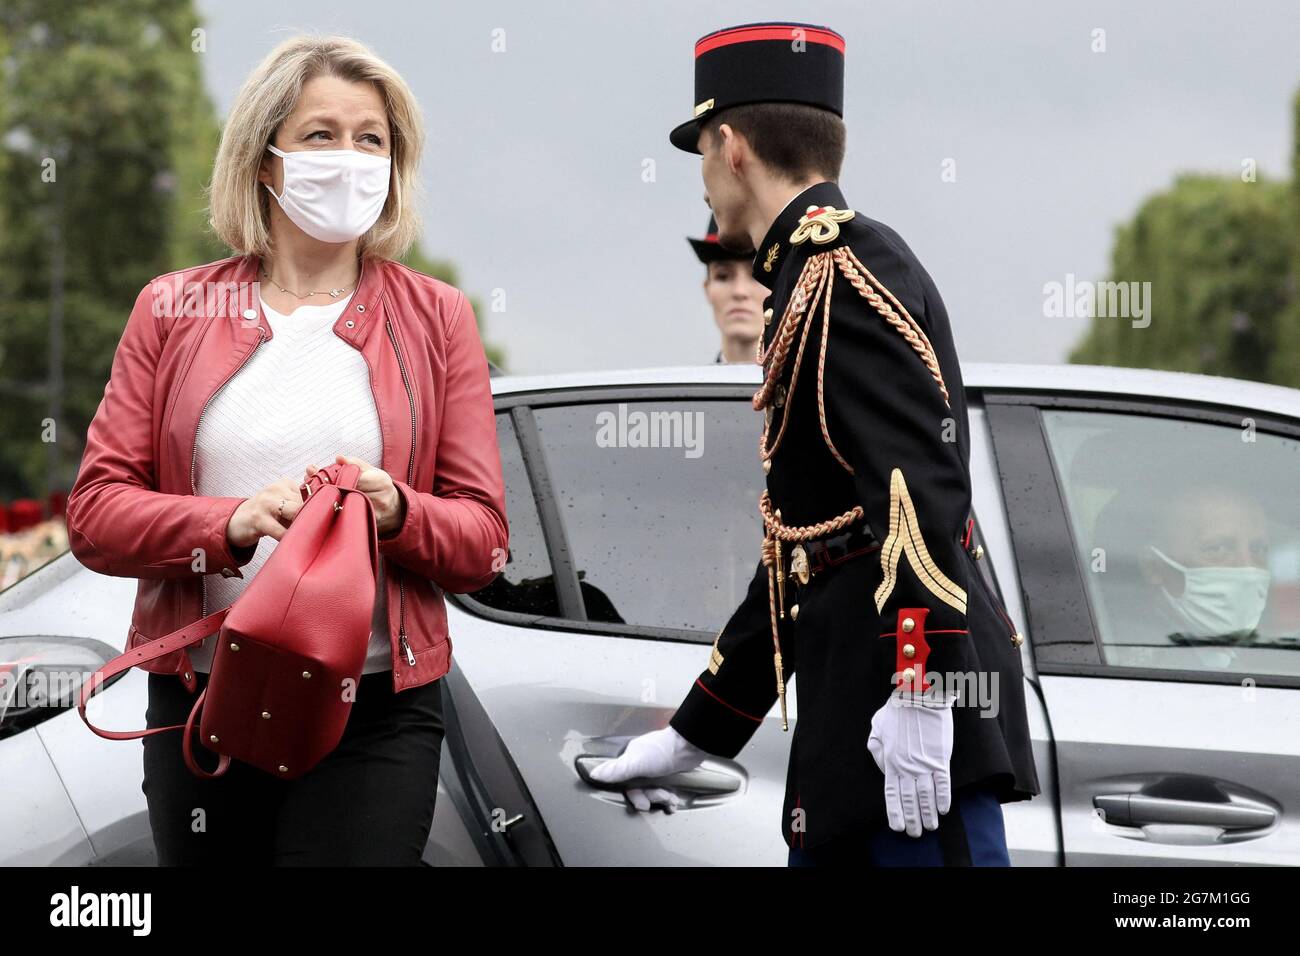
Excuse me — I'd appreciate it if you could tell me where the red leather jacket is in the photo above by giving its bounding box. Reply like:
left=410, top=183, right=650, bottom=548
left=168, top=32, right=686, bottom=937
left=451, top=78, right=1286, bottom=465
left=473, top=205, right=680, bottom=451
left=65, top=254, right=508, bottom=694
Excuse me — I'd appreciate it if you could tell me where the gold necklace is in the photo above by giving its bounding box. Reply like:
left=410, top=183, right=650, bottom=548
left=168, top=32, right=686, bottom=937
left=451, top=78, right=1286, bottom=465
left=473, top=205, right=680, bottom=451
left=260, top=263, right=357, bottom=299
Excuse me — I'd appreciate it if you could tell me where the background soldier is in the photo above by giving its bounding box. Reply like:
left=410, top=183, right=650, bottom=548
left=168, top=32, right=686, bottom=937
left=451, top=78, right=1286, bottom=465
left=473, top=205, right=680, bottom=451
left=592, top=21, right=1039, bottom=865
left=688, top=214, right=765, bottom=363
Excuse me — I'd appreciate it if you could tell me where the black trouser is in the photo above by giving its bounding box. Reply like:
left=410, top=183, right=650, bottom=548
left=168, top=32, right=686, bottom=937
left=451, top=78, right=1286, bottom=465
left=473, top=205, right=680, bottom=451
left=142, top=669, right=444, bottom=866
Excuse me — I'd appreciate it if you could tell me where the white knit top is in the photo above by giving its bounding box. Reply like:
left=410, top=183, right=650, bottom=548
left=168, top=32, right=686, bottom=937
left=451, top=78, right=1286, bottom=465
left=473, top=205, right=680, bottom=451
left=189, top=292, right=392, bottom=674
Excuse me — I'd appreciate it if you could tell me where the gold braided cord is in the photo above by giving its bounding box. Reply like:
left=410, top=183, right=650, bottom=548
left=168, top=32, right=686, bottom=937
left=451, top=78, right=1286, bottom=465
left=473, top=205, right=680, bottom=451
left=755, top=252, right=842, bottom=474
left=831, top=246, right=950, bottom=406
left=759, top=485, right=863, bottom=732
left=839, top=244, right=943, bottom=380
left=842, top=245, right=931, bottom=350
left=759, top=490, right=863, bottom=543
left=754, top=252, right=829, bottom=407
left=813, top=253, right=854, bottom=474
left=764, top=555, right=788, bottom=730
left=757, top=259, right=826, bottom=466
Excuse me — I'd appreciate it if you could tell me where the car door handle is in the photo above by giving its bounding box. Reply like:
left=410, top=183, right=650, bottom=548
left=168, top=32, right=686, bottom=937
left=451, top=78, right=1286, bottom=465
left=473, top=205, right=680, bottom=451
left=1094, top=793, right=1277, bottom=830
left=574, top=755, right=743, bottom=800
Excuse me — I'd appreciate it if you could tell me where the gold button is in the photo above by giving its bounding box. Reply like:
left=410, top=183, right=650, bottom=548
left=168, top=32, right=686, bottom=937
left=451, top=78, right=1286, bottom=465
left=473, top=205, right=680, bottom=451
left=302, top=671, right=312, bottom=679
left=209, top=734, right=219, bottom=744
left=261, top=711, right=271, bottom=720
left=278, top=765, right=288, bottom=774
left=764, top=307, right=774, bottom=326
left=902, top=667, right=916, bottom=684
left=229, top=642, right=240, bottom=652
left=1011, top=632, right=1025, bottom=648
left=971, top=544, right=985, bottom=560
left=762, top=459, right=771, bottom=474
left=183, top=672, right=192, bottom=681
left=790, top=604, right=799, bottom=620
left=903, top=643, right=916, bottom=659
left=902, top=617, right=915, bottom=633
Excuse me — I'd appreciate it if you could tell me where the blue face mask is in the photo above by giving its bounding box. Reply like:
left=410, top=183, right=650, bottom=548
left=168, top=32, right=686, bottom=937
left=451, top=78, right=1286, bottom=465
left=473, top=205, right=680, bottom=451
left=1149, top=546, right=1270, bottom=639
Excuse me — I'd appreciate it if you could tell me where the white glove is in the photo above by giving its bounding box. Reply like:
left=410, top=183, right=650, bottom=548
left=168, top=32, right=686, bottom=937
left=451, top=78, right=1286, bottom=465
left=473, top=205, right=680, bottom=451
left=867, top=689, right=956, bottom=837
left=587, top=726, right=708, bottom=813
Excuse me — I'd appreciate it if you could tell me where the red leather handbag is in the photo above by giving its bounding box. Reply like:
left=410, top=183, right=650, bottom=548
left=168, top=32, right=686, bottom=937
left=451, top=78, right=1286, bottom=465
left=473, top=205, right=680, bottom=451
left=78, top=461, right=378, bottom=780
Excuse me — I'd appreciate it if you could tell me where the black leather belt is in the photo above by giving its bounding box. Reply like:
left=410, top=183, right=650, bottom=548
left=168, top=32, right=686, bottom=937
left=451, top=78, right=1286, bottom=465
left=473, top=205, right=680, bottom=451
left=793, top=524, right=880, bottom=580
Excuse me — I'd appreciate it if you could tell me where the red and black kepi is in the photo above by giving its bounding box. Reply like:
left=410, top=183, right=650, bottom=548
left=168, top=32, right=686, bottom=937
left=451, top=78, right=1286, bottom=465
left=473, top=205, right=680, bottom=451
left=669, top=21, right=845, bottom=154
left=688, top=214, right=754, bottom=264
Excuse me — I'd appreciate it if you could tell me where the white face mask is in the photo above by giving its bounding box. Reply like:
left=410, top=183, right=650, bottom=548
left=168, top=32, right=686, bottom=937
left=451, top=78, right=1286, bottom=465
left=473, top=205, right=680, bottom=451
left=1149, top=545, right=1270, bottom=639
left=264, top=144, right=391, bottom=243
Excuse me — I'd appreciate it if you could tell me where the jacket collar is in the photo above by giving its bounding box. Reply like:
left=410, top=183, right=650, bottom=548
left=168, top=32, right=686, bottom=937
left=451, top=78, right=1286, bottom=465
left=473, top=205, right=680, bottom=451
left=228, top=253, right=386, bottom=347
left=752, top=180, right=848, bottom=289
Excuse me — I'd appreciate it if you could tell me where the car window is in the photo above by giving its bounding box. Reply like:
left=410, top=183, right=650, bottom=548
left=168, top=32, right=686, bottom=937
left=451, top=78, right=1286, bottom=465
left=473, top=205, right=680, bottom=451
left=467, top=413, right=559, bottom=617
left=532, top=399, right=764, bottom=632
left=1041, top=408, right=1300, bottom=678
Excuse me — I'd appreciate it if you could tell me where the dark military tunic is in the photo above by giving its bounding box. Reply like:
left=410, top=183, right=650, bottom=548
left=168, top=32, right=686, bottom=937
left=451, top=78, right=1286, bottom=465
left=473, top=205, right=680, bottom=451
left=670, top=181, right=1040, bottom=850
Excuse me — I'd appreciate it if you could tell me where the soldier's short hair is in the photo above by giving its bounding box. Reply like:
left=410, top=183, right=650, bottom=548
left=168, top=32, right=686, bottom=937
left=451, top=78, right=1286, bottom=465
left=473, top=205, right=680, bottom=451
left=700, top=103, right=846, bottom=183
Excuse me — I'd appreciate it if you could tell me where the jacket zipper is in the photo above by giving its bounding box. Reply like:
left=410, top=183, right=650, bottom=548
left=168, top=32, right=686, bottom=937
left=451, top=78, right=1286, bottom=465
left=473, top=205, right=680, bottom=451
left=192, top=327, right=266, bottom=617
left=386, top=318, right=417, bottom=667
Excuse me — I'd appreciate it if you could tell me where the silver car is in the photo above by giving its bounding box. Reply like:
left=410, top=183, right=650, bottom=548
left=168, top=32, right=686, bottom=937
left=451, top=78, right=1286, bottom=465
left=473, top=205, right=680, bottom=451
left=3, top=362, right=1298, bottom=866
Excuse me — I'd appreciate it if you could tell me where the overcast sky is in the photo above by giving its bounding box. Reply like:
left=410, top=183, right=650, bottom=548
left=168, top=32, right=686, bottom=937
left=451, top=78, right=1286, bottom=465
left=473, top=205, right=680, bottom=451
left=193, top=0, right=1300, bottom=374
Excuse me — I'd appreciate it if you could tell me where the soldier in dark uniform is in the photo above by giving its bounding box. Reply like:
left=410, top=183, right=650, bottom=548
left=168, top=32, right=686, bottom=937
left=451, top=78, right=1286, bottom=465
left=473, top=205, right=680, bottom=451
left=687, top=214, right=765, bottom=364
left=592, top=21, right=1039, bottom=864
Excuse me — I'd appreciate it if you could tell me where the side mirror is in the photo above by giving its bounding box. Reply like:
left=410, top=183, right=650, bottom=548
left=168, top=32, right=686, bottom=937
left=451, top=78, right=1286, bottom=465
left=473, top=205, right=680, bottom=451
left=0, top=635, right=120, bottom=737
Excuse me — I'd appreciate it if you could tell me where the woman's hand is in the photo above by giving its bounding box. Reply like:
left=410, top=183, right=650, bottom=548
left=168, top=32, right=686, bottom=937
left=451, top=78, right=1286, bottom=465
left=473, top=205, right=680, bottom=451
left=305, top=454, right=407, bottom=537
left=226, top=476, right=309, bottom=549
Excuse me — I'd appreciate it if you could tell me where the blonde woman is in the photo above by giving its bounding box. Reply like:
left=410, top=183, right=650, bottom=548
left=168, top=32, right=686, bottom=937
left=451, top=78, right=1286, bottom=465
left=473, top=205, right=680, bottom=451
left=65, top=35, right=508, bottom=865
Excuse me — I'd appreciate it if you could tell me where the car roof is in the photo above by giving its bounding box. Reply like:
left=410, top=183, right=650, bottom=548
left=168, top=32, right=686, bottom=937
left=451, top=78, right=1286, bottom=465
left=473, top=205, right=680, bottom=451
left=490, top=362, right=1300, bottom=420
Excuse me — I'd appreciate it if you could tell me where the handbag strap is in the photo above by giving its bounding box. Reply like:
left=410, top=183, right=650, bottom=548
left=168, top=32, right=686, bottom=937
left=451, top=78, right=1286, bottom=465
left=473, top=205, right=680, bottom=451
left=301, top=461, right=362, bottom=499
left=78, top=607, right=229, bottom=741
left=181, top=687, right=231, bottom=779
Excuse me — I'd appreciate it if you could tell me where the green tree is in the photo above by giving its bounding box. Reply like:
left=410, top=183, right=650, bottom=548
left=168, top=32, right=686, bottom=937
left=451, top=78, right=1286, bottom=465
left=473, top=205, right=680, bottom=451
left=1072, top=83, right=1300, bottom=386
left=0, top=0, right=222, bottom=500
left=1270, top=89, right=1300, bottom=386
left=1069, top=174, right=1291, bottom=383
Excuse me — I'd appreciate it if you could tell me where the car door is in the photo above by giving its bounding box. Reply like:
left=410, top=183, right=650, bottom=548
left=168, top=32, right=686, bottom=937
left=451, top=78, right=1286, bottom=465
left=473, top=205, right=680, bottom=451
left=966, top=404, right=1061, bottom=866
left=986, top=390, right=1300, bottom=864
left=445, top=382, right=798, bottom=866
